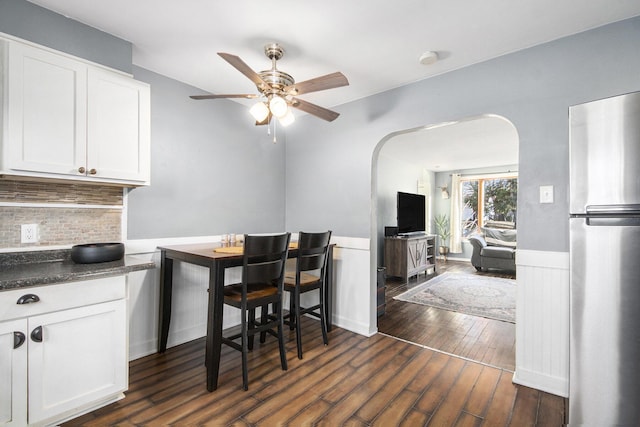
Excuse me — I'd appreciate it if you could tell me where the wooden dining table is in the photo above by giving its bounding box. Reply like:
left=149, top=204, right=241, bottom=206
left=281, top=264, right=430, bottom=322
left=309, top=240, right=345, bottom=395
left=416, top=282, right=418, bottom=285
left=157, top=241, right=334, bottom=392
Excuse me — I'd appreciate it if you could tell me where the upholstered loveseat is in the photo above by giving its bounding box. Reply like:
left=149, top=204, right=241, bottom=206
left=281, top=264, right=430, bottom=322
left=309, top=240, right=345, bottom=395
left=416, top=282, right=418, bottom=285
left=468, top=227, right=516, bottom=272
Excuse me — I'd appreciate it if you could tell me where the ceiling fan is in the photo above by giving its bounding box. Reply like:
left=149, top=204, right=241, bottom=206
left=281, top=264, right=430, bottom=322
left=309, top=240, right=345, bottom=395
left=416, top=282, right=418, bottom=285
left=190, top=43, right=349, bottom=126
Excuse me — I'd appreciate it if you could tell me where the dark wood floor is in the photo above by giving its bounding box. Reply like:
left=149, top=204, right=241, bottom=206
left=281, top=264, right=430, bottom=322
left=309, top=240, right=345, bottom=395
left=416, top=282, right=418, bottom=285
left=64, top=304, right=566, bottom=425
left=378, top=259, right=516, bottom=371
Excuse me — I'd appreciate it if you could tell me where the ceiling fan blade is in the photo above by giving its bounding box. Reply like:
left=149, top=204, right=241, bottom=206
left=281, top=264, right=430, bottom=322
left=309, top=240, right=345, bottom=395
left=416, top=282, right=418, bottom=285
left=284, top=72, right=349, bottom=95
left=217, top=52, right=268, bottom=88
left=190, top=94, right=259, bottom=100
left=291, top=97, right=340, bottom=122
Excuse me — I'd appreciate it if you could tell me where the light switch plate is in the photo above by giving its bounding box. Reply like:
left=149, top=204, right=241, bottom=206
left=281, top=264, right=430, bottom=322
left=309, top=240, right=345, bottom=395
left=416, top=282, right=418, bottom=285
left=539, top=185, right=554, bottom=204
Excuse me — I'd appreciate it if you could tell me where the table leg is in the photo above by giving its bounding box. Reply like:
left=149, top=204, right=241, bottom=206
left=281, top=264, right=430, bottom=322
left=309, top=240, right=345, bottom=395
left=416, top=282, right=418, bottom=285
left=326, top=245, right=334, bottom=332
left=158, top=251, right=173, bottom=353
left=206, top=260, right=225, bottom=391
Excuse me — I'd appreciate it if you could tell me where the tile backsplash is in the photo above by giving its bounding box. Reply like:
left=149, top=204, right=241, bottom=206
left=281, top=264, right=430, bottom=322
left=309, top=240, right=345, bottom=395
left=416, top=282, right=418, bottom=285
left=0, top=179, right=124, bottom=249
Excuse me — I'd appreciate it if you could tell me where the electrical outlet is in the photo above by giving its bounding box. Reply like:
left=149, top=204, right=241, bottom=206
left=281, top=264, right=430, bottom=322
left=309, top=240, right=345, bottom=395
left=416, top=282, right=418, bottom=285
left=21, top=224, right=39, bottom=243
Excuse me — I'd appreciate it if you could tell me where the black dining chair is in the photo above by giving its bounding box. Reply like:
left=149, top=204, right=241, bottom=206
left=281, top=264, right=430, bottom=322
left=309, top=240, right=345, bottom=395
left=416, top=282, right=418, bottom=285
left=283, top=230, right=332, bottom=359
left=221, top=232, right=290, bottom=390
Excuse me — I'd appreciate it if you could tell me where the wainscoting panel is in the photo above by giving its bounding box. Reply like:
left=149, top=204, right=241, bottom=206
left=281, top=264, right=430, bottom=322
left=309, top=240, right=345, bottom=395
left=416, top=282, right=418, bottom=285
left=513, top=249, right=570, bottom=397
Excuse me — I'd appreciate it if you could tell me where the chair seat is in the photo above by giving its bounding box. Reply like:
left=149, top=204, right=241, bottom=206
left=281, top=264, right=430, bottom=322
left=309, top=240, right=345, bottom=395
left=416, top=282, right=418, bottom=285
left=284, top=271, right=320, bottom=288
left=224, top=282, right=279, bottom=305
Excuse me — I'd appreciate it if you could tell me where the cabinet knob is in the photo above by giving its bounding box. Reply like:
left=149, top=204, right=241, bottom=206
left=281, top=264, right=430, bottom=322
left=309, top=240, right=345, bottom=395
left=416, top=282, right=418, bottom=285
left=14, top=331, right=26, bottom=349
left=89, top=168, right=97, bottom=175
left=78, top=166, right=86, bottom=174
left=16, top=293, right=40, bottom=305
left=30, top=326, right=43, bottom=343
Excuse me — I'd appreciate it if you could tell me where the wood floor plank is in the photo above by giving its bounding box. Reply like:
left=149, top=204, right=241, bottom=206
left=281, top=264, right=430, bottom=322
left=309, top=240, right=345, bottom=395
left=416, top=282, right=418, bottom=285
left=285, top=399, right=332, bottom=426
left=455, top=411, right=484, bottom=427
left=252, top=357, right=357, bottom=425
left=483, top=370, right=519, bottom=426
left=414, top=356, right=466, bottom=414
left=355, top=349, right=434, bottom=422
left=427, top=362, right=484, bottom=425
left=464, top=365, right=502, bottom=417
left=371, top=389, right=420, bottom=426
left=321, top=341, right=410, bottom=405
left=536, top=391, right=567, bottom=426
left=399, top=409, right=430, bottom=426
left=508, top=385, right=540, bottom=427
left=316, top=346, right=415, bottom=425
left=405, top=350, right=449, bottom=394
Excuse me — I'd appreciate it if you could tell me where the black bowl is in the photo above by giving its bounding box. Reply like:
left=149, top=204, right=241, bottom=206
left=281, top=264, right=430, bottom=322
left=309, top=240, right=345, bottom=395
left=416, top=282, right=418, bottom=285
left=71, top=243, right=125, bottom=264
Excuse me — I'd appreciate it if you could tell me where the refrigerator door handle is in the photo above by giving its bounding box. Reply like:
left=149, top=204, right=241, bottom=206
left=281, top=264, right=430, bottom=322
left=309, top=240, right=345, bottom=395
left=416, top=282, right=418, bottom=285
left=586, top=216, right=640, bottom=226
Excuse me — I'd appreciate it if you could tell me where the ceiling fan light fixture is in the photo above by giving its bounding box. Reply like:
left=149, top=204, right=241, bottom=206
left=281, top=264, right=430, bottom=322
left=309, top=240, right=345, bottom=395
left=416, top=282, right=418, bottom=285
left=278, top=109, right=295, bottom=127
left=269, top=95, right=289, bottom=118
left=249, top=101, right=269, bottom=122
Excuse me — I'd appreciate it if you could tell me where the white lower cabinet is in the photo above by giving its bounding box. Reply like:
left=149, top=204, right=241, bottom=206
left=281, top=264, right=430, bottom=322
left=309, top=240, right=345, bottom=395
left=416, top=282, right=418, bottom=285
left=0, top=319, right=27, bottom=427
left=0, top=277, right=128, bottom=427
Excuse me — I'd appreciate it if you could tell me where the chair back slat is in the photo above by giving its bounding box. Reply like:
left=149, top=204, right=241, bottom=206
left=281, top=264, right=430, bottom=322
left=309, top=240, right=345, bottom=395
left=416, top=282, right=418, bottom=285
left=243, top=233, right=290, bottom=286
left=297, top=231, right=332, bottom=273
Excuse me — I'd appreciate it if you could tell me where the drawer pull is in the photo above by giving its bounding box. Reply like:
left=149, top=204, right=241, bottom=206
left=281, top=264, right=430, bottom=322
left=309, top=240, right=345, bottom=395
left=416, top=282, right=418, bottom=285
left=31, top=326, right=43, bottom=343
left=14, top=331, right=25, bottom=349
left=17, top=294, right=40, bottom=305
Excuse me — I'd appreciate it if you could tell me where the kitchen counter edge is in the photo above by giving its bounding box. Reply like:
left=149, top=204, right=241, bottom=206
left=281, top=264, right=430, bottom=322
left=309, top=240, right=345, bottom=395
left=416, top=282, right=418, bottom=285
left=0, top=252, right=156, bottom=291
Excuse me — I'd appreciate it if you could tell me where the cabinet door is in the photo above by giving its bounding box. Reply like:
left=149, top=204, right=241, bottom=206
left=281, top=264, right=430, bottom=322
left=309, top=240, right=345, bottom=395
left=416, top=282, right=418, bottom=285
left=0, top=320, right=27, bottom=427
left=27, top=300, right=127, bottom=425
left=407, top=239, right=426, bottom=274
left=6, top=41, right=87, bottom=176
left=87, top=68, right=150, bottom=184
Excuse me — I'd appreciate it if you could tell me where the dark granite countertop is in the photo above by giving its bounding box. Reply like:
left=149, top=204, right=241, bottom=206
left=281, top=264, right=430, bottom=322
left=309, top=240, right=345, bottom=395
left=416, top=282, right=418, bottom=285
left=0, top=249, right=156, bottom=291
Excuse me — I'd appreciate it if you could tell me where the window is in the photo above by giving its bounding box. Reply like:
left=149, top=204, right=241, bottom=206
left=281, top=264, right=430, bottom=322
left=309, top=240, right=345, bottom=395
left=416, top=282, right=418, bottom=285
left=460, top=174, right=517, bottom=238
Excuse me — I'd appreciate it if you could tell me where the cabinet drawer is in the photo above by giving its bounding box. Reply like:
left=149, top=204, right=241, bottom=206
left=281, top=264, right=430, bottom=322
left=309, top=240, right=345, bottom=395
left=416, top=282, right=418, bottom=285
left=0, top=276, right=125, bottom=321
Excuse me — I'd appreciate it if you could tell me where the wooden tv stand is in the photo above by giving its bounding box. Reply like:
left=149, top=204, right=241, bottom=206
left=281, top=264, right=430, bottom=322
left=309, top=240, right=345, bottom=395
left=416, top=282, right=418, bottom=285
left=384, top=234, right=437, bottom=281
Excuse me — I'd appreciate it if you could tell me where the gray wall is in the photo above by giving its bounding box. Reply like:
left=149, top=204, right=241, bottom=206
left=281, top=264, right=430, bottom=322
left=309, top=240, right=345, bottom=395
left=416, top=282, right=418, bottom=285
left=0, top=0, right=131, bottom=73
left=128, top=67, right=286, bottom=238
left=286, top=16, right=640, bottom=253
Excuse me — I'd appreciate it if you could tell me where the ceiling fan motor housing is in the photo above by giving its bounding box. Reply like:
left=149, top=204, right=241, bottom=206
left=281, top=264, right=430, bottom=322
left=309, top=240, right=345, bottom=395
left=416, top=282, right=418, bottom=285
left=258, top=43, right=294, bottom=96
left=258, top=69, right=294, bottom=94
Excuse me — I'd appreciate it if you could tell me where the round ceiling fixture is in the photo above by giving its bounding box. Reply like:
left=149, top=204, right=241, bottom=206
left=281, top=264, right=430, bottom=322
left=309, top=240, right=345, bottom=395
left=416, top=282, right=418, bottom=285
left=419, top=51, right=439, bottom=65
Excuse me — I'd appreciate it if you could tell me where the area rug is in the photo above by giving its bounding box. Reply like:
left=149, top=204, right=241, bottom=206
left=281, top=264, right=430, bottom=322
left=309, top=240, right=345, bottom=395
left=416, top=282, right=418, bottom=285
left=394, top=272, right=516, bottom=323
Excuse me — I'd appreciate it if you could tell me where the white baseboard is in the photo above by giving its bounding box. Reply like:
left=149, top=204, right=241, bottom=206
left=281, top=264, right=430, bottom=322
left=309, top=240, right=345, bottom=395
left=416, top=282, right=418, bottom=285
left=332, top=314, right=376, bottom=337
left=512, top=368, right=569, bottom=398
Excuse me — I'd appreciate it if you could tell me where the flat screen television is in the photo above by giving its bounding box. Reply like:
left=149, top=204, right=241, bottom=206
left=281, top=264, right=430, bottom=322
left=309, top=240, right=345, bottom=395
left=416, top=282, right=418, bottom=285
left=397, top=191, right=426, bottom=234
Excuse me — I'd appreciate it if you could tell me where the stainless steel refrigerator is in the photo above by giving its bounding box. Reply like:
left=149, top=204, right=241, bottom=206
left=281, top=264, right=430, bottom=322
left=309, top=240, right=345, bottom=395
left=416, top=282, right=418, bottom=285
left=569, top=91, right=640, bottom=425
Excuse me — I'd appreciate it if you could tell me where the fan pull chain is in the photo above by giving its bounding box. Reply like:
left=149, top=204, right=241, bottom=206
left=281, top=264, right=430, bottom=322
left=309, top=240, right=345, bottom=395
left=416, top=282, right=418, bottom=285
left=272, top=118, right=277, bottom=143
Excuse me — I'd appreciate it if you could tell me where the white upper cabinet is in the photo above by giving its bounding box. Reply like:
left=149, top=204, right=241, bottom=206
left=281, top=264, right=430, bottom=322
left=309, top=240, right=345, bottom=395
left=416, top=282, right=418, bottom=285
left=5, top=41, right=87, bottom=177
left=0, top=38, right=151, bottom=186
left=88, top=68, right=150, bottom=183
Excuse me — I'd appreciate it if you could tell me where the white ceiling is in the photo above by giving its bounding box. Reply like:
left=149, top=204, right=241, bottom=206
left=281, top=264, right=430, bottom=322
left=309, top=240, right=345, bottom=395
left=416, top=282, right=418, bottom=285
left=380, top=115, right=519, bottom=172
left=27, top=0, right=640, bottom=112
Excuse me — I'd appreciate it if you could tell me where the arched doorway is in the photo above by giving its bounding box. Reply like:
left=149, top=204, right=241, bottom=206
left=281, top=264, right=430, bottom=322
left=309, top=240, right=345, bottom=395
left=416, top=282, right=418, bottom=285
left=370, top=114, right=519, bottom=369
